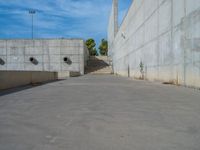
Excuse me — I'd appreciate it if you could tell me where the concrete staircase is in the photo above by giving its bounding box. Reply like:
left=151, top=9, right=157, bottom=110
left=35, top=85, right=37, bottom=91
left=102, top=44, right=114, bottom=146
left=85, top=56, right=113, bottom=75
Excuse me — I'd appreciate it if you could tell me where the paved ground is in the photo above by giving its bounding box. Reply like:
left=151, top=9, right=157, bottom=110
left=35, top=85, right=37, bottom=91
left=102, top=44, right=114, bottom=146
left=0, top=75, right=200, bottom=150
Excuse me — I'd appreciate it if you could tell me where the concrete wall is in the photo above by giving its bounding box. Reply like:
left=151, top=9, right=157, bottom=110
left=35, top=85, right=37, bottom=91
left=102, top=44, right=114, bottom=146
left=0, top=39, right=87, bottom=75
left=108, top=0, right=200, bottom=88
left=0, top=71, right=57, bottom=90
left=108, top=0, right=118, bottom=56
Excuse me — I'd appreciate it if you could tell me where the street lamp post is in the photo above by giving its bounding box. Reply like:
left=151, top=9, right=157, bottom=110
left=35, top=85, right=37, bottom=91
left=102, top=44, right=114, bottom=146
left=29, top=10, right=36, bottom=39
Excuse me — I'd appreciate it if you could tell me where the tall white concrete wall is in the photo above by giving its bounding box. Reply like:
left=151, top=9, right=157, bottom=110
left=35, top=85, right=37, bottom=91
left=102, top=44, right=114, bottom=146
left=109, top=0, right=200, bottom=88
left=0, top=39, right=87, bottom=75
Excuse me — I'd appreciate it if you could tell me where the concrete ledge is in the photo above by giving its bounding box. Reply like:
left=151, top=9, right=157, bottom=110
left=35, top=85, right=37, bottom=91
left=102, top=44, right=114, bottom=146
left=0, top=71, right=58, bottom=90
left=57, top=71, right=70, bottom=79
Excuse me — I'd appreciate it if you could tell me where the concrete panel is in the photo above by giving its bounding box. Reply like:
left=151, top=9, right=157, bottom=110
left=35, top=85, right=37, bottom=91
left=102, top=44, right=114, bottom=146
left=173, top=27, right=183, bottom=64
left=24, top=40, right=34, bottom=46
left=57, top=71, right=70, bottom=79
left=60, top=40, right=70, bottom=47
left=61, top=63, right=80, bottom=72
left=0, top=47, right=6, bottom=55
left=43, top=63, right=50, bottom=71
left=158, top=0, right=165, bottom=5
left=24, top=64, right=43, bottom=71
left=143, top=40, right=158, bottom=67
left=7, top=56, right=24, bottom=63
left=0, top=55, right=7, bottom=70
left=159, top=0, right=171, bottom=35
left=6, top=40, right=24, bottom=48
left=173, top=0, right=185, bottom=27
left=7, top=63, right=25, bottom=70
left=43, top=46, right=50, bottom=55
left=185, top=0, right=200, bottom=15
left=49, top=47, right=60, bottom=55
left=144, top=11, right=158, bottom=43
left=43, top=55, right=50, bottom=63
left=135, top=27, right=145, bottom=50
left=159, top=32, right=172, bottom=65
left=50, top=63, right=61, bottom=71
left=25, top=47, right=43, bottom=55
left=144, top=0, right=158, bottom=20
left=46, top=40, right=61, bottom=47
left=31, top=40, right=44, bottom=47
left=49, top=55, right=61, bottom=63
left=60, top=47, right=80, bottom=55
left=134, top=2, right=145, bottom=32
left=7, top=46, right=25, bottom=55
left=0, top=40, right=6, bottom=47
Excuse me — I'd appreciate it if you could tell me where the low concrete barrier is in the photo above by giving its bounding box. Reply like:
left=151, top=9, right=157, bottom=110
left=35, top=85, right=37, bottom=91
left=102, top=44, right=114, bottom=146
left=0, top=71, right=58, bottom=90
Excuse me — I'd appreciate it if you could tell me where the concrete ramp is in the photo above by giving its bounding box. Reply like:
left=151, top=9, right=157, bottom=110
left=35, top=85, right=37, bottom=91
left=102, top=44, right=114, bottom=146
left=85, top=56, right=113, bottom=75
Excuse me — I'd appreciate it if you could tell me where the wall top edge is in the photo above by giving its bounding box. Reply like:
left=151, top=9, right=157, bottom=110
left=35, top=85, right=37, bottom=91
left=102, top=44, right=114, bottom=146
left=0, top=38, right=84, bottom=41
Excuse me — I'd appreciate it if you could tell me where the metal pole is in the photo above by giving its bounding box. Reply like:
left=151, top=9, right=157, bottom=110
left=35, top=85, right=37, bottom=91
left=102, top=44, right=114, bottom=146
left=31, top=14, right=33, bottom=39
left=29, top=10, right=36, bottom=39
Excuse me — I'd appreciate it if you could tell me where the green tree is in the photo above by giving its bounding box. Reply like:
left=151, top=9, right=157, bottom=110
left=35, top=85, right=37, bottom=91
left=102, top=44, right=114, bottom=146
left=99, top=39, right=108, bottom=56
left=85, top=38, right=98, bottom=56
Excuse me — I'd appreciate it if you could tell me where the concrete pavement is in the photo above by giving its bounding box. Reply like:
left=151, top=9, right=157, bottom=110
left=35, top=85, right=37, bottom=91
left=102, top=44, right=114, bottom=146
left=0, top=75, right=200, bottom=150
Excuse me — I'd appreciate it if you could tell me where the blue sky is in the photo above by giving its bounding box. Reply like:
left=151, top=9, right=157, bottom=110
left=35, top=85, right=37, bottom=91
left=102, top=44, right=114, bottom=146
left=0, top=0, right=132, bottom=45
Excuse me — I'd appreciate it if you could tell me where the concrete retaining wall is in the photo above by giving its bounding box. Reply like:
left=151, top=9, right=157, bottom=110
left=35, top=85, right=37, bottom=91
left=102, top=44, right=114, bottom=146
left=0, top=39, right=87, bottom=75
left=108, top=0, right=200, bottom=88
left=108, top=0, right=118, bottom=56
left=0, top=71, right=58, bottom=90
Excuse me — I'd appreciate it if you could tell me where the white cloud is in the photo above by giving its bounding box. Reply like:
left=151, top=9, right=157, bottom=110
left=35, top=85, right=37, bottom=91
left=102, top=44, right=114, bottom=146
left=0, top=0, right=132, bottom=43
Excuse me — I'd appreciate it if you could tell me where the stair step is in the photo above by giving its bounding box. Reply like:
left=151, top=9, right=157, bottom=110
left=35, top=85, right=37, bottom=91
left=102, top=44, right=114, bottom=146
left=88, top=71, right=113, bottom=74
left=85, top=56, right=113, bottom=75
left=89, top=73, right=112, bottom=75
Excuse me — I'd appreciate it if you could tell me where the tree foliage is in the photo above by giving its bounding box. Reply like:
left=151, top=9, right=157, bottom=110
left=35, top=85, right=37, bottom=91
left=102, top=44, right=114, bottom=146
left=99, top=39, right=108, bottom=56
left=85, top=38, right=98, bottom=56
